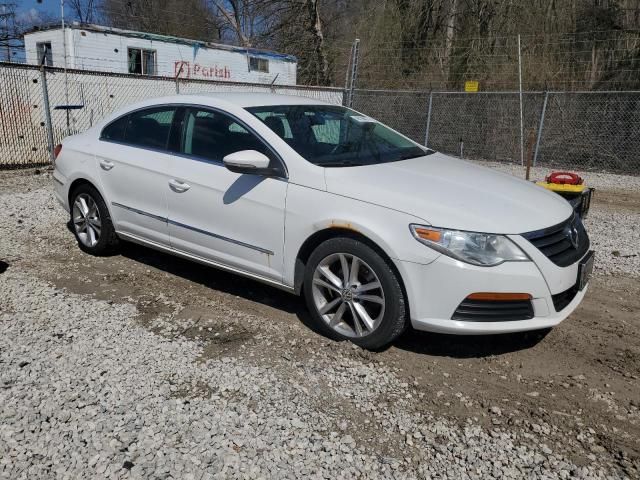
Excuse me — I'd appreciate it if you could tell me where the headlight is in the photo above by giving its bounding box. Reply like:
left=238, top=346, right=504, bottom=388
left=409, top=224, right=529, bottom=267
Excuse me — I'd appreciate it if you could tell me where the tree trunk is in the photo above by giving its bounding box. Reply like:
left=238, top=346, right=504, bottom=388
left=305, top=0, right=330, bottom=85
left=589, top=44, right=599, bottom=88
left=444, top=0, right=457, bottom=82
left=214, top=0, right=251, bottom=46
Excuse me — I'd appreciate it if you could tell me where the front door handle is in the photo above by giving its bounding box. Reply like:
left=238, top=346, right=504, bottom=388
left=99, top=159, right=114, bottom=171
left=168, top=179, right=191, bottom=193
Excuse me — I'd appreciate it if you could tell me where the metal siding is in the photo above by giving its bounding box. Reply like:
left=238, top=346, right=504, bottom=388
left=27, top=29, right=296, bottom=85
left=24, top=30, right=66, bottom=68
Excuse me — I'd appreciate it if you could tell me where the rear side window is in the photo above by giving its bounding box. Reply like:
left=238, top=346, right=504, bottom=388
left=100, top=115, right=128, bottom=142
left=107, top=107, right=176, bottom=150
left=125, top=107, right=176, bottom=150
left=100, top=107, right=177, bottom=149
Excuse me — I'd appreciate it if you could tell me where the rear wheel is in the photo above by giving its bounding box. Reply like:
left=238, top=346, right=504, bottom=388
left=70, top=184, right=119, bottom=255
left=303, top=237, right=407, bottom=349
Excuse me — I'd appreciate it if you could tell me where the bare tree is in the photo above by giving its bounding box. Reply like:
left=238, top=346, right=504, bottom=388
left=67, top=0, right=99, bottom=24
left=212, top=0, right=251, bottom=46
left=102, top=0, right=219, bottom=41
left=209, top=0, right=332, bottom=84
left=305, top=0, right=330, bottom=85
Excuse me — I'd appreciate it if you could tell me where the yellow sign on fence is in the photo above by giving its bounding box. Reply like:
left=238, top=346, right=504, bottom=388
left=464, top=80, right=479, bottom=92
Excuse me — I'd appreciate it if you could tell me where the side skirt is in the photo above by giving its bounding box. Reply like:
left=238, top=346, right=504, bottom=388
left=117, top=231, right=296, bottom=294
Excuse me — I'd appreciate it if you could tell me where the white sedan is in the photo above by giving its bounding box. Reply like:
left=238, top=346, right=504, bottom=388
left=52, top=93, right=594, bottom=349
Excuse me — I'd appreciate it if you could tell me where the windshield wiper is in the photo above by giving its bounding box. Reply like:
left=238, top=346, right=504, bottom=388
left=320, top=160, right=366, bottom=167
left=397, top=149, right=434, bottom=161
left=398, top=153, right=422, bottom=161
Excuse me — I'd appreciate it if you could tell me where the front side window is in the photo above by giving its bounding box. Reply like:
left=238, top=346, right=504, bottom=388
left=180, top=108, right=276, bottom=165
left=36, top=42, right=53, bottom=66
left=128, top=48, right=157, bottom=75
left=124, top=107, right=176, bottom=150
left=246, top=105, right=431, bottom=167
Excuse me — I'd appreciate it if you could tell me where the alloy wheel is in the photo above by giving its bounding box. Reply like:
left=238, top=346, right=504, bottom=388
left=72, top=193, right=102, bottom=248
left=311, top=253, right=385, bottom=338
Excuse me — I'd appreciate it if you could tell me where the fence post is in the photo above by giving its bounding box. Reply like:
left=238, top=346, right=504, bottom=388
left=175, top=63, right=184, bottom=94
left=39, top=62, right=55, bottom=163
left=347, top=38, right=360, bottom=108
left=517, top=34, right=524, bottom=166
left=533, top=91, right=549, bottom=167
left=343, top=42, right=354, bottom=101
left=424, top=91, right=433, bottom=147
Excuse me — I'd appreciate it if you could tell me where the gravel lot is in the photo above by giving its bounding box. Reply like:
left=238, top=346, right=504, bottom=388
left=1, top=167, right=639, bottom=479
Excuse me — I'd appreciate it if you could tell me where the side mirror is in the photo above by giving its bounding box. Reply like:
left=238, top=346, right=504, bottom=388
left=223, top=150, right=277, bottom=176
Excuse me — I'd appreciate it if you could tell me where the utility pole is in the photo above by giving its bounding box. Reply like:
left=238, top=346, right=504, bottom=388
left=0, top=2, right=16, bottom=62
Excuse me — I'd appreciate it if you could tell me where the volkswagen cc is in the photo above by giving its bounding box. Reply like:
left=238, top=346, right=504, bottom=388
left=52, top=93, right=594, bottom=349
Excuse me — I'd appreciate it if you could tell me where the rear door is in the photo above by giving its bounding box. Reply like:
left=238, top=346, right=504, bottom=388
left=96, top=106, right=178, bottom=245
left=166, top=106, right=288, bottom=281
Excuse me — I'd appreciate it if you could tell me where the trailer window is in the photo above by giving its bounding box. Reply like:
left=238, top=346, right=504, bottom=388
left=128, top=48, right=157, bottom=76
left=249, top=56, right=269, bottom=73
left=36, top=42, right=53, bottom=66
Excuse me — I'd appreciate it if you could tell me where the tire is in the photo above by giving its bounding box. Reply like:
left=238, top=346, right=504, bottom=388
left=69, top=183, right=119, bottom=255
left=303, top=237, right=407, bottom=350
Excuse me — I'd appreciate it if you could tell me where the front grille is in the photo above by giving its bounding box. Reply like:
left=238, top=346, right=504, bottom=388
left=452, top=299, right=534, bottom=321
left=522, top=214, right=590, bottom=267
left=552, top=284, right=579, bottom=312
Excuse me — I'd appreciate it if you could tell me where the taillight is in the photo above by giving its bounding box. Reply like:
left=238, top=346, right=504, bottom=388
left=53, top=144, right=62, bottom=160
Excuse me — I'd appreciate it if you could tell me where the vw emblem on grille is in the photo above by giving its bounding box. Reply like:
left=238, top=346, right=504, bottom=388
left=565, top=223, right=579, bottom=248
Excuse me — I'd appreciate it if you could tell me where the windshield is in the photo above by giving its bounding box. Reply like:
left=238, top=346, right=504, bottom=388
left=246, top=105, right=433, bottom=167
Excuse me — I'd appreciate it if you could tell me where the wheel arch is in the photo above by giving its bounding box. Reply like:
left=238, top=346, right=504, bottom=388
left=67, top=177, right=97, bottom=206
left=67, top=177, right=115, bottom=223
left=293, top=227, right=409, bottom=317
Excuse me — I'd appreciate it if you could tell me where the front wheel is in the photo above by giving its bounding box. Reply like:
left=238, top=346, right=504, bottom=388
left=303, top=237, right=407, bottom=349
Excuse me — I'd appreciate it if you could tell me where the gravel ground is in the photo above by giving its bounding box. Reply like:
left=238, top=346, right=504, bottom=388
left=1, top=168, right=639, bottom=479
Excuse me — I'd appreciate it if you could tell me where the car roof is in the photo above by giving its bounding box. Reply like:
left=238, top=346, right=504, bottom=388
left=162, top=92, right=334, bottom=108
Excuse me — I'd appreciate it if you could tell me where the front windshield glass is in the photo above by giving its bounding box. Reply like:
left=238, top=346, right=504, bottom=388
left=246, top=105, right=433, bottom=167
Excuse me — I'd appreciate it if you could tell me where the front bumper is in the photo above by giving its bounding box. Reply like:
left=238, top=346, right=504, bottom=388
left=397, top=249, right=589, bottom=335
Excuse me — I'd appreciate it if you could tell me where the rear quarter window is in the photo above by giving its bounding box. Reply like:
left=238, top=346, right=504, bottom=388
left=100, top=115, right=128, bottom=142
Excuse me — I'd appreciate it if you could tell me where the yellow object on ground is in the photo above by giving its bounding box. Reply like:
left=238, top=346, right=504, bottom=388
left=535, top=181, right=587, bottom=193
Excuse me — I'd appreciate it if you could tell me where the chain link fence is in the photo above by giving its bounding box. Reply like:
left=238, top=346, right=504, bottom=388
left=352, top=89, right=640, bottom=174
left=0, top=62, right=343, bottom=168
left=0, top=64, right=52, bottom=167
left=2, top=61, right=640, bottom=174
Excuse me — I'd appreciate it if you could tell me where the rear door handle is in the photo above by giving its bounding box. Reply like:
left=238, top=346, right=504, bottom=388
left=168, top=179, right=190, bottom=193
left=99, top=159, right=114, bottom=171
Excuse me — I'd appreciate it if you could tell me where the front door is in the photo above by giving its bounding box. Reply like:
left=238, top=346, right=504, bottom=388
left=95, top=106, right=177, bottom=245
left=167, top=107, right=288, bottom=281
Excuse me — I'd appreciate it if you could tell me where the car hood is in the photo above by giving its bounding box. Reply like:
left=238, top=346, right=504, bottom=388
left=323, top=153, right=573, bottom=234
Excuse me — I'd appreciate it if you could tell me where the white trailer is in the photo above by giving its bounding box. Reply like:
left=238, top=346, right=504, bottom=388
left=24, top=23, right=297, bottom=85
